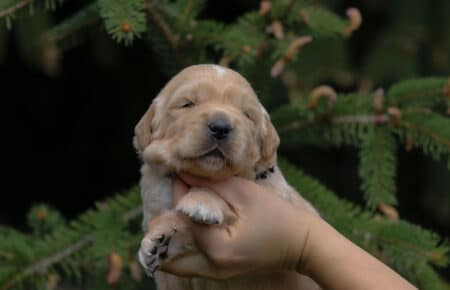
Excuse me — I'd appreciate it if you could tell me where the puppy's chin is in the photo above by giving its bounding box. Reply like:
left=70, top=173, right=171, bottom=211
left=196, top=154, right=226, bottom=172
left=143, top=141, right=238, bottom=180
left=183, top=156, right=235, bottom=181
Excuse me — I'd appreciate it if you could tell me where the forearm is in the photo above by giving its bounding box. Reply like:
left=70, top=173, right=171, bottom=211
left=297, top=215, right=417, bottom=290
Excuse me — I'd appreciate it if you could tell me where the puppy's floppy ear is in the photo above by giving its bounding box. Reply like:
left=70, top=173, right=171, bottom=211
left=134, top=101, right=156, bottom=153
left=260, top=109, right=280, bottom=162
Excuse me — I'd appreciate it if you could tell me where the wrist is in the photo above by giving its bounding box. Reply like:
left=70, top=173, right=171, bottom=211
left=293, top=212, right=322, bottom=274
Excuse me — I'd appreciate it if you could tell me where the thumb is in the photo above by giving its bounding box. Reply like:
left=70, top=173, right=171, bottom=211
left=189, top=222, right=230, bottom=257
left=172, top=177, right=189, bottom=206
left=177, top=172, right=211, bottom=188
left=178, top=172, right=246, bottom=205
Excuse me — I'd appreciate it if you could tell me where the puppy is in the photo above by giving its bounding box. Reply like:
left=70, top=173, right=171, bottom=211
left=135, top=64, right=320, bottom=290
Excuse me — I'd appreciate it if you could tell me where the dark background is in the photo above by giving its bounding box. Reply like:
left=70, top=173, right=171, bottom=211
left=0, top=0, right=449, bottom=259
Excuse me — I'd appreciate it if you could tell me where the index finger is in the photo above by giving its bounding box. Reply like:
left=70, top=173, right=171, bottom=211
left=177, top=172, right=251, bottom=205
left=172, top=177, right=189, bottom=206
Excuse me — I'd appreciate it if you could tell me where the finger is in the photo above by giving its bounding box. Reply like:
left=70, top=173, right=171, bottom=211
left=159, top=252, right=221, bottom=279
left=178, top=172, right=248, bottom=205
left=189, top=223, right=253, bottom=277
left=190, top=223, right=230, bottom=253
left=177, top=172, right=211, bottom=187
left=172, top=177, right=189, bottom=206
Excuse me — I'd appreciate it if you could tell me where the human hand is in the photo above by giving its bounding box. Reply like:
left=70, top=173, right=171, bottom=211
left=172, top=174, right=417, bottom=290
left=172, top=173, right=317, bottom=278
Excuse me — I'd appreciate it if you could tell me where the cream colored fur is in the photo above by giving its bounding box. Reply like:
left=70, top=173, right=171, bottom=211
left=134, top=64, right=321, bottom=290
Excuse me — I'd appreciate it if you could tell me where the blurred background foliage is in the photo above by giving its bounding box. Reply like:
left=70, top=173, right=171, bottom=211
left=0, top=0, right=450, bottom=289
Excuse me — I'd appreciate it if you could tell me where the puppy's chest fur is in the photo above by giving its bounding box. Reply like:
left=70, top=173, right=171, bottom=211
left=140, top=163, right=319, bottom=290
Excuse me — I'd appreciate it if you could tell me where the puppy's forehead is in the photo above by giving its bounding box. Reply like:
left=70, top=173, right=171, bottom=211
left=177, top=64, right=249, bottom=84
left=160, top=65, right=255, bottom=100
left=212, top=65, right=227, bottom=76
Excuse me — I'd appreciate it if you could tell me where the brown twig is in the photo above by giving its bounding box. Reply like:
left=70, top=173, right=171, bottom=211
left=145, top=0, right=188, bottom=66
left=332, top=114, right=389, bottom=124
left=145, top=1, right=178, bottom=49
left=0, top=0, right=33, bottom=18
left=278, top=114, right=389, bottom=133
left=399, top=120, right=450, bottom=148
left=0, top=250, right=14, bottom=259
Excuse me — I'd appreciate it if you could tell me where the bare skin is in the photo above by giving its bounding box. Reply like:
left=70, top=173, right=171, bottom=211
left=172, top=173, right=417, bottom=290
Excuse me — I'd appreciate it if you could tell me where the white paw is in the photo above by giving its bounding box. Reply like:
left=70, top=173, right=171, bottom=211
left=176, top=202, right=224, bottom=224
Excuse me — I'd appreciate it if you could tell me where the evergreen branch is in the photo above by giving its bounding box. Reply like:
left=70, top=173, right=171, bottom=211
left=176, top=0, right=200, bottom=31
left=192, top=12, right=265, bottom=66
left=123, top=206, right=143, bottom=221
left=279, top=159, right=449, bottom=289
left=282, top=0, right=297, bottom=19
left=145, top=0, right=189, bottom=67
left=25, top=235, right=94, bottom=276
left=276, top=114, right=387, bottom=134
left=0, top=0, right=33, bottom=18
left=1, top=235, right=95, bottom=290
left=44, top=2, right=100, bottom=43
left=400, top=117, right=450, bottom=148
left=191, top=21, right=241, bottom=53
left=16, top=203, right=146, bottom=281
left=333, top=114, right=389, bottom=124
left=145, top=1, right=178, bottom=51
left=0, top=250, right=13, bottom=259
left=169, top=0, right=205, bottom=34
left=98, top=0, right=146, bottom=45
left=271, top=102, right=384, bottom=147
left=387, top=77, right=448, bottom=108
left=0, top=188, right=142, bottom=290
left=298, top=6, right=348, bottom=37
left=272, top=93, right=382, bottom=135
left=359, top=126, right=397, bottom=209
left=396, top=111, right=450, bottom=163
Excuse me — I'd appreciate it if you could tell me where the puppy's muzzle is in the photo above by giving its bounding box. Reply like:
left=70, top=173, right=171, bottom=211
left=208, top=116, right=233, bottom=141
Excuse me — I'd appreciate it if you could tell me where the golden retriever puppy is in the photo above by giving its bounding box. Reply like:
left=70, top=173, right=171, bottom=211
left=135, top=64, right=320, bottom=290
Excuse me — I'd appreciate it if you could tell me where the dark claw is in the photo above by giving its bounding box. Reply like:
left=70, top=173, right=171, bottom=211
left=161, top=236, right=171, bottom=247
left=257, top=172, right=267, bottom=179
left=159, top=236, right=170, bottom=259
left=144, top=267, right=154, bottom=278
left=209, top=218, right=219, bottom=225
left=150, top=234, right=164, bottom=242
left=147, top=255, right=157, bottom=267
left=149, top=263, right=159, bottom=274
left=157, top=234, right=165, bottom=243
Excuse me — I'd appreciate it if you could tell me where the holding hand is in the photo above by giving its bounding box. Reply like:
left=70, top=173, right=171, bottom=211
left=173, top=173, right=417, bottom=290
left=173, top=173, right=315, bottom=277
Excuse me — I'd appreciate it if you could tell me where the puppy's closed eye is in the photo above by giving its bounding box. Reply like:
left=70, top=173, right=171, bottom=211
left=180, top=101, right=195, bottom=109
left=171, top=98, right=195, bottom=110
left=243, top=109, right=257, bottom=123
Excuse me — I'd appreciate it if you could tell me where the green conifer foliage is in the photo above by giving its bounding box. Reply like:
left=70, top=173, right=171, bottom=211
left=359, top=126, right=397, bottom=208
left=98, top=0, right=146, bottom=45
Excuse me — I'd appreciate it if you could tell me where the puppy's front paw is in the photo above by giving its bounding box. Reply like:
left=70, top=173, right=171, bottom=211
left=175, top=188, right=227, bottom=225
left=139, top=228, right=174, bottom=277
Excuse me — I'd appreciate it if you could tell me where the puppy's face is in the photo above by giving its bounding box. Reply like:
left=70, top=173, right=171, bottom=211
left=134, top=65, right=279, bottom=180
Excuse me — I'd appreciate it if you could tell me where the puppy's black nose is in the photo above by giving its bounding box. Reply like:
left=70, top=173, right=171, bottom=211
left=208, top=118, right=232, bottom=140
